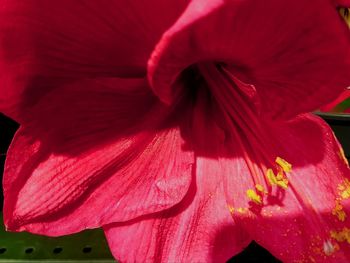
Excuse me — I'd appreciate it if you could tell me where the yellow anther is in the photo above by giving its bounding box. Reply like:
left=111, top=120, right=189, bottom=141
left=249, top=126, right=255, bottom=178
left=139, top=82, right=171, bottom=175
left=275, top=157, right=292, bottom=173
left=276, top=170, right=284, bottom=180
left=266, top=168, right=289, bottom=189
left=255, top=184, right=265, bottom=193
left=267, top=169, right=278, bottom=185
left=246, top=189, right=262, bottom=204
left=276, top=178, right=289, bottom=189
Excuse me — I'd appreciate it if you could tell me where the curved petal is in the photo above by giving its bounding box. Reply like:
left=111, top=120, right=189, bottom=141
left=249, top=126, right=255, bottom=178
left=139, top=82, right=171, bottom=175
left=0, top=0, right=189, bottom=120
left=104, top=96, right=251, bottom=262
left=148, top=0, right=350, bottom=119
left=220, top=114, right=350, bottom=262
left=3, top=78, right=194, bottom=235
left=104, top=158, right=250, bottom=263
left=250, top=114, right=350, bottom=262
left=336, top=1, right=350, bottom=6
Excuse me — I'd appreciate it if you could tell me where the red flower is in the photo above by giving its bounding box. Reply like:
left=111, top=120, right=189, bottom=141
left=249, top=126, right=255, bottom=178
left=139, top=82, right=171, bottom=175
left=1, top=0, right=350, bottom=262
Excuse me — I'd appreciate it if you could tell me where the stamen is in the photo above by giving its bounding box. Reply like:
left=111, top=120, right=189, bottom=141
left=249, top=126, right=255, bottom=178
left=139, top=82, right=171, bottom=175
left=266, top=168, right=289, bottom=189
left=275, top=157, right=292, bottom=173
left=267, top=168, right=278, bottom=185
left=255, top=184, right=266, bottom=193
left=246, top=189, right=262, bottom=204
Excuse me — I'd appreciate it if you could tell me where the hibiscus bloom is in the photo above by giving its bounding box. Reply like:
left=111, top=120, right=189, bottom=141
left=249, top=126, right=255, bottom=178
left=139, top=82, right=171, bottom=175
left=1, top=0, right=350, bottom=262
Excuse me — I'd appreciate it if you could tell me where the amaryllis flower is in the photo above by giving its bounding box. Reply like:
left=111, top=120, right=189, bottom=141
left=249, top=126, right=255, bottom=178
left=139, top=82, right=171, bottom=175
left=1, top=0, right=350, bottom=262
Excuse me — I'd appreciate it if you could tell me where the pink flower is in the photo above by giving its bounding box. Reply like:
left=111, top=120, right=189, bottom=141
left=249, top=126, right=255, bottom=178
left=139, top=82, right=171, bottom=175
left=1, top=0, right=350, bottom=262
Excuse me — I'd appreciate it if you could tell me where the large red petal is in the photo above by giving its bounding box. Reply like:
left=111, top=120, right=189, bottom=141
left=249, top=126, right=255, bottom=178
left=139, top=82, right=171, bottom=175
left=0, top=0, right=189, bottom=120
left=104, top=158, right=250, bottom=263
left=249, top=114, right=350, bottom=262
left=335, top=0, right=350, bottom=6
left=3, top=78, right=194, bottom=235
left=219, top=114, right=350, bottom=262
left=148, top=0, right=350, bottom=119
left=103, top=92, right=250, bottom=262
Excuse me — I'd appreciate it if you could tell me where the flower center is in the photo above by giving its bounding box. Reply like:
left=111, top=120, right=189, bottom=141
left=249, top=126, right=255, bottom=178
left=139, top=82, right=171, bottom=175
left=174, top=62, right=293, bottom=197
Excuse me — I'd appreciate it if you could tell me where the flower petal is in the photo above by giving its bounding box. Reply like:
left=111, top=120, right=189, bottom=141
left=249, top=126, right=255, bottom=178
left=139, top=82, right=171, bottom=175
left=3, top=78, right=194, bottom=235
left=104, top=158, right=249, bottom=263
left=335, top=0, right=350, bottom=6
left=220, top=113, right=350, bottom=262
left=148, top=0, right=350, bottom=119
left=250, top=114, right=350, bottom=262
left=104, top=90, right=251, bottom=262
left=0, top=0, right=189, bottom=120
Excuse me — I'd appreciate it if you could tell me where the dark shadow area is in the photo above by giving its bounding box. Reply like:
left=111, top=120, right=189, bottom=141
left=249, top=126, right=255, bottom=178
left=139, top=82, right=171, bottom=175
left=228, top=242, right=281, bottom=263
left=0, top=114, right=19, bottom=210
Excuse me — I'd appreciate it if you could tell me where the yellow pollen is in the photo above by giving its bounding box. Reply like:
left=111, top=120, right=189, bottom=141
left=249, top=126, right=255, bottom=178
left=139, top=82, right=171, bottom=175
left=228, top=205, right=235, bottom=214
left=332, top=201, right=347, bottom=222
left=276, top=179, right=289, bottom=189
left=237, top=207, right=247, bottom=214
left=267, top=169, right=278, bottom=184
left=276, top=170, right=284, bottom=180
left=331, top=227, right=350, bottom=244
left=255, top=184, right=266, bottom=193
left=275, top=157, right=292, bottom=173
left=339, top=179, right=350, bottom=199
left=342, top=190, right=350, bottom=199
left=266, top=169, right=289, bottom=189
left=246, top=189, right=262, bottom=204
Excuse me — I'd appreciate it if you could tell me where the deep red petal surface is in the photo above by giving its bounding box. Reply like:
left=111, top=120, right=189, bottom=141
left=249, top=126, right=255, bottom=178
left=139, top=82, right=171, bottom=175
left=0, top=0, right=189, bottom=120
left=148, top=0, right=350, bottom=119
left=336, top=0, right=350, bottom=6
left=104, top=92, right=251, bottom=262
left=3, top=78, right=193, bottom=235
